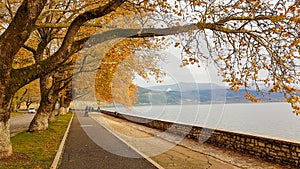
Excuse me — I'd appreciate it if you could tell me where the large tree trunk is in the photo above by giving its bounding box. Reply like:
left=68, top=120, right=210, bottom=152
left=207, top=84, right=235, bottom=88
left=58, top=87, right=72, bottom=115
left=48, top=97, right=58, bottom=122
left=29, top=75, right=56, bottom=131
left=58, top=107, right=67, bottom=115
left=64, top=100, right=72, bottom=113
left=58, top=94, right=67, bottom=115
left=48, top=110, right=56, bottom=122
left=58, top=94, right=71, bottom=115
left=0, top=88, right=13, bottom=159
left=0, top=120, right=12, bottom=158
left=58, top=103, right=71, bottom=115
left=28, top=100, right=51, bottom=131
left=0, top=0, right=47, bottom=158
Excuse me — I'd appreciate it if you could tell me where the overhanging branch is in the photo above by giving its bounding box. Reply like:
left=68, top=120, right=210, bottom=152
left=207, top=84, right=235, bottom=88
left=10, top=0, right=126, bottom=92
left=10, top=14, right=271, bottom=92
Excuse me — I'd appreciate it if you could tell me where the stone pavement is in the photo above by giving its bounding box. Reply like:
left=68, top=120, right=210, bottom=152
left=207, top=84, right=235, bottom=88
left=58, top=112, right=159, bottom=169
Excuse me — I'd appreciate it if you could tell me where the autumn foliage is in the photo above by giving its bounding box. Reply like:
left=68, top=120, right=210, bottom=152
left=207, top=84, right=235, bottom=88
left=94, top=38, right=165, bottom=106
left=0, top=0, right=299, bottom=160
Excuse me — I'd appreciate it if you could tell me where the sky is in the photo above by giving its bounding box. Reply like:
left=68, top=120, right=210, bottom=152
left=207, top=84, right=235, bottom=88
left=133, top=47, right=226, bottom=87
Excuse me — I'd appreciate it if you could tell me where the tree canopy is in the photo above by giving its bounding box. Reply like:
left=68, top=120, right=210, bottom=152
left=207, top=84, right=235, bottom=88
left=0, top=0, right=299, bottom=159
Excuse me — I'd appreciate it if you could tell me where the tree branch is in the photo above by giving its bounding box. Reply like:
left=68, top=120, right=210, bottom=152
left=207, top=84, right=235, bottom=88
left=36, top=22, right=107, bottom=28
left=73, top=22, right=255, bottom=51
left=12, top=20, right=259, bottom=92
left=217, top=15, right=279, bottom=25
left=23, top=45, right=37, bottom=55
left=9, top=0, right=127, bottom=92
left=0, top=0, right=47, bottom=61
left=11, top=0, right=284, bottom=94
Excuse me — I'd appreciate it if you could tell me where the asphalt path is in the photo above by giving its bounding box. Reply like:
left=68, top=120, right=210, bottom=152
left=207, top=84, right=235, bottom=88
left=58, top=112, right=158, bottom=169
left=10, top=113, right=35, bottom=135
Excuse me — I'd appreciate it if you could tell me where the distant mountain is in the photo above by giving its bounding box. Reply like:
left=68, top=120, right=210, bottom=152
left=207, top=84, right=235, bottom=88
left=147, top=82, right=226, bottom=92
left=135, top=83, right=285, bottom=105
left=136, top=86, right=181, bottom=105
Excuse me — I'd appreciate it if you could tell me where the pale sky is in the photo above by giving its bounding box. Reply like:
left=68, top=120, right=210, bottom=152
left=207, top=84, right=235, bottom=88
left=133, top=47, right=226, bottom=87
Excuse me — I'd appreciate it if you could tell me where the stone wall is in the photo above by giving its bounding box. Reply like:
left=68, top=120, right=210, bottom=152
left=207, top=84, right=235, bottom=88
left=100, top=110, right=300, bottom=167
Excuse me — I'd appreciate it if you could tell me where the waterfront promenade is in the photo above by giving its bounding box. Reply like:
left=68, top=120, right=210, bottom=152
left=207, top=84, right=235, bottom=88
left=58, top=112, right=159, bottom=169
left=10, top=112, right=291, bottom=168
left=58, top=112, right=289, bottom=169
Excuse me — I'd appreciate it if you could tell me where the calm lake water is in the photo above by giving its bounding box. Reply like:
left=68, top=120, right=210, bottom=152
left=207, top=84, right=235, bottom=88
left=102, top=102, right=300, bottom=142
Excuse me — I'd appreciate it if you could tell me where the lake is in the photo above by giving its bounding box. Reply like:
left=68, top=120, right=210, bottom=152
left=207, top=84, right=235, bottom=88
left=102, top=102, right=300, bottom=142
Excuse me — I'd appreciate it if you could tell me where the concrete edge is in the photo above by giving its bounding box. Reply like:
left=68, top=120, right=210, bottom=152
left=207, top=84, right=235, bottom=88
left=50, top=113, right=74, bottom=169
left=89, top=114, right=164, bottom=169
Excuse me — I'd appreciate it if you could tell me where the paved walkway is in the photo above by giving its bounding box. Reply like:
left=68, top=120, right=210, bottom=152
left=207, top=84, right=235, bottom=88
left=10, top=113, right=34, bottom=136
left=58, top=112, right=158, bottom=169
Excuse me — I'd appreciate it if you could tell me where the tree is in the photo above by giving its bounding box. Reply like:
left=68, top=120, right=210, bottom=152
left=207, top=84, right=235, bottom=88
left=94, top=38, right=166, bottom=107
left=11, top=89, right=27, bottom=112
left=28, top=69, right=72, bottom=131
left=0, top=0, right=126, bottom=158
left=27, top=0, right=137, bottom=131
left=12, top=39, right=40, bottom=112
left=0, top=0, right=299, bottom=159
left=0, top=0, right=48, bottom=158
left=58, top=81, right=73, bottom=116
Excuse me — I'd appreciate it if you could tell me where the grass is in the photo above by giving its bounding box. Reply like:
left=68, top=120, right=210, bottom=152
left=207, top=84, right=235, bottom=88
left=11, top=111, right=26, bottom=117
left=0, top=113, right=73, bottom=169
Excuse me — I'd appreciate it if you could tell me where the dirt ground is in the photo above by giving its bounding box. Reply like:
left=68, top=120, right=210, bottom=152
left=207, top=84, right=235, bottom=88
left=90, top=113, right=291, bottom=169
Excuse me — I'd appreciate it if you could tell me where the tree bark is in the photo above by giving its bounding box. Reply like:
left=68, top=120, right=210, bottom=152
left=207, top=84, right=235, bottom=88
left=58, top=94, right=68, bottom=115
left=48, top=97, right=58, bottom=122
left=28, top=101, right=51, bottom=131
left=58, top=82, right=72, bottom=116
left=58, top=107, right=67, bottom=115
left=28, top=75, right=57, bottom=131
left=0, top=0, right=47, bottom=158
left=0, top=121, right=12, bottom=158
left=0, top=87, right=13, bottom=159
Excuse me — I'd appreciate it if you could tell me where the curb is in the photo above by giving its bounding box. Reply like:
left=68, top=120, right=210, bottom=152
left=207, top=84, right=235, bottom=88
left=50, top=113, right=74, bottom=169
left=90, top=113, right=164, bottom=169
